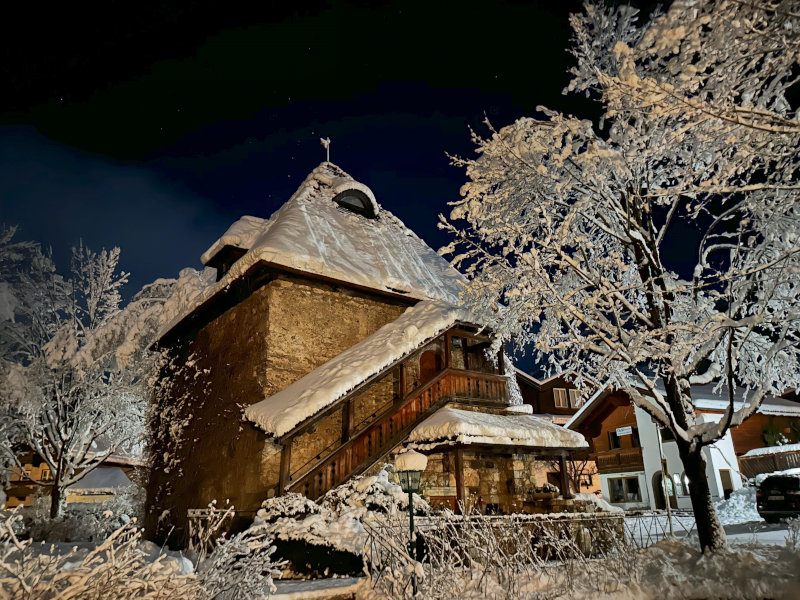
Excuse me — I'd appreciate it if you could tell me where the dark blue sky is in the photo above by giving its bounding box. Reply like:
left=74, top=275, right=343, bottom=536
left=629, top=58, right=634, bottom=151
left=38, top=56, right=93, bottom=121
left=0, top=0, right=661, bottom=297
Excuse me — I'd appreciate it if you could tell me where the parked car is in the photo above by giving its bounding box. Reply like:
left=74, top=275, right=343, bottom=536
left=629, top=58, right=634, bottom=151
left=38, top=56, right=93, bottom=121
left=756, top=474, right=800, bottom=523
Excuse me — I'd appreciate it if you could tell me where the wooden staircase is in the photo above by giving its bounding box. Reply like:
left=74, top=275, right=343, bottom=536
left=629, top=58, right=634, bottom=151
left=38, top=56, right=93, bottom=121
left=285, top=368, right=507, bottom=500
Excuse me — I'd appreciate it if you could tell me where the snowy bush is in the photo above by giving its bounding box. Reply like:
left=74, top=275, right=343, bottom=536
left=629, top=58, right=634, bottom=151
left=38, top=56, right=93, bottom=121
left=0, top=512, right=201, bottom=599
left=363, top=508, right=800, bottom=600
left=364, top=508, right=633, bottom=600
left=196, top=521, right=284, bottom=600
left=24, top=486, right=146, bottom=543
left=0, top=507, right=285, bottom=599
left=251, top=468, right=428, bottom=577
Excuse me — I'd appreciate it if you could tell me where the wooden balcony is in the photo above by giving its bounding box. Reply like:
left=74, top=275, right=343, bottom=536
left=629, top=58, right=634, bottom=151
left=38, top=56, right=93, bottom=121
left=285, top=368, right=507, bottom=500
left=594, top=448, right=644, bottom=474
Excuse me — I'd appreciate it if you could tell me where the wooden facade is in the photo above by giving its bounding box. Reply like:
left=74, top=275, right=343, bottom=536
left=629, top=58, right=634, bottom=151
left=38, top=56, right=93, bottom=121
left=729, top=413, right=800, bottom=456
left=516, top=373, right=585, bottom=417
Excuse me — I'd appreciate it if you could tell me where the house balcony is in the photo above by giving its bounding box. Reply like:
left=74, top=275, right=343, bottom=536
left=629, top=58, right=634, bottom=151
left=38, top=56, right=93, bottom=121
left=594, top=448, right=644, bottom=474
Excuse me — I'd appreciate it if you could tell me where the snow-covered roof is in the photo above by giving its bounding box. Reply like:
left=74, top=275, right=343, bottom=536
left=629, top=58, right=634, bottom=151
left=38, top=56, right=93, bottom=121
left=566, top=380, right=800, bottom=431
left=67, top=467, right=134, bottom=493
left=244, top=300, right=479, bottom=438
left=408, top=406, right=588, bottom=450
left=162, top=162, right=465, bottom=341
left=743, top=442, right=800, bottom=458
left=200, top=215, right=269, bottom=265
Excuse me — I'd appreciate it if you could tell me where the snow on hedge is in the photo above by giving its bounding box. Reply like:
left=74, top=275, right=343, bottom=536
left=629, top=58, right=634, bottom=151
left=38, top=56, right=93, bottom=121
left=408, top=406, right=588, bottom=450
left=255, top=468, right=426, bottom=555
left=743, top=442, right=800, bottom=457
left=573, top=493, right=623, bottom=514
left=244, top=300, right=477, bottom=437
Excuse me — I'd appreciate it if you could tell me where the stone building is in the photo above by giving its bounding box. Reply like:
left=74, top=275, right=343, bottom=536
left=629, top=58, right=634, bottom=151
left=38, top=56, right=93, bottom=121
left=146, top=162, right=587, bottom=543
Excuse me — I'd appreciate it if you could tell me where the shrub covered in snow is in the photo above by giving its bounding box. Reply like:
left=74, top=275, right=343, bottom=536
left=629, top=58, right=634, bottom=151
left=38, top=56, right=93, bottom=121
left=574, top=492, right=623, bottom=515
left=0, top=508, right=284, bottom=599
left=252, top=467, right=428, bottom=576
left=24, top=485, right=146, bottom=543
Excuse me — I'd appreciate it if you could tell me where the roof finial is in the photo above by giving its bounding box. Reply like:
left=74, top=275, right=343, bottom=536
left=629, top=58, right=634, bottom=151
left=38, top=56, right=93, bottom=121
left=320, top=137, right=331, bottom=162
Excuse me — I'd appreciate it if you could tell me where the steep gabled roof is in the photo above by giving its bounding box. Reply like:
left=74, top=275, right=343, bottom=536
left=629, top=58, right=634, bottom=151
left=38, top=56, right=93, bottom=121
left=159, top=162, right=466, bottom=341
left=244, top=300, right=479, bottom=438
left=566, top=380, right=800, bottom=431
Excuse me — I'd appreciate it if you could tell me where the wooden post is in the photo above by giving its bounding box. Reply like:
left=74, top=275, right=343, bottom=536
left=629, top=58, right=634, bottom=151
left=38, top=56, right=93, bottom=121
left=497, top=346, right=504, bottom=375
left=399, top=363, right=407, bottom=400
left=559, top=454, right=573, bottom=499
left=444, top=334, right=451, bottom=369
left=454, top=449, right=466, bottom=514
left=279, top=441, right=292, bottom=495
left=342, top=399, right=354, bottom=443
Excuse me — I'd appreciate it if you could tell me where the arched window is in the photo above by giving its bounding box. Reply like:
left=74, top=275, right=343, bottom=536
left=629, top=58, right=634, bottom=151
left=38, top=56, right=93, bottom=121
left=332, top=189, right=376, bottom=218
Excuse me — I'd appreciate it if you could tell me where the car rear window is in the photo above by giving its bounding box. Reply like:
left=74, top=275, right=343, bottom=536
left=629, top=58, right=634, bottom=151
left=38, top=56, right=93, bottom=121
left=761, top=476, right=800, bottom=492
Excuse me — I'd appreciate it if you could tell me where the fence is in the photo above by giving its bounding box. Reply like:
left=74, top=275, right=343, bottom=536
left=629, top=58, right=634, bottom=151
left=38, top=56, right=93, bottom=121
left=362, top=510, right=691, bottom=599
left=739, top=449, right=800, bottom=479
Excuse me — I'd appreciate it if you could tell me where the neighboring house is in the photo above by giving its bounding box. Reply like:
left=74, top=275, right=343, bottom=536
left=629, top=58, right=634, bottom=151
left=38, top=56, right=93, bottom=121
left=515, top=370, right=601, bottom=496
left=5, top=452, right=141, bottom=509
left=146, top=162, right=588, bottom=543
left=566, top=383, right=800, bottom=511
left=515, top=369, right=593, bottom=424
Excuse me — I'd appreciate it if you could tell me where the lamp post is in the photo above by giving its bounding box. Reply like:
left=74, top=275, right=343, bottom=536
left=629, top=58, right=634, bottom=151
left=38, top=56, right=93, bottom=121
left=396, top=449, right=428, bottom=562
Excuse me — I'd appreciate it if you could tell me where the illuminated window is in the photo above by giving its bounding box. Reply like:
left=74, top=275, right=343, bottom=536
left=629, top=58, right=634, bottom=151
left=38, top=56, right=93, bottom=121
left=568, top=388, right=581, bottom=408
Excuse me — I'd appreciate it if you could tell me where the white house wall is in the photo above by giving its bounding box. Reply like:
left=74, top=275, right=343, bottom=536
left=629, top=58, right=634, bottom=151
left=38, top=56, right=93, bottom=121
left=599, top=470, right=650, bottom=510
left=634, top=406, right=741, bottom=510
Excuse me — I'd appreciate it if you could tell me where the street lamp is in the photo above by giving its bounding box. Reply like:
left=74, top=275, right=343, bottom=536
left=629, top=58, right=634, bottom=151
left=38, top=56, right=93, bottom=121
left=396, top=449, right=428, bottom=562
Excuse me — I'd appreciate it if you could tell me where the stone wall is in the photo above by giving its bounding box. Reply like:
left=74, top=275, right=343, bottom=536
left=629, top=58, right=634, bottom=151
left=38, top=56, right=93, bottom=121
left=419, top=450, right=578, bottom=515
left=146, top=273, right=409, bottom=544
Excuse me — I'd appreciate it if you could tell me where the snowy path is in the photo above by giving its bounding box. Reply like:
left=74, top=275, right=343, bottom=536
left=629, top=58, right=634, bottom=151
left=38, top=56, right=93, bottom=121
left=271, top=577, right=363, bottom=600
left=625, top=514, right=791, bottom=547
left=724, top=521, right=791, bottom=546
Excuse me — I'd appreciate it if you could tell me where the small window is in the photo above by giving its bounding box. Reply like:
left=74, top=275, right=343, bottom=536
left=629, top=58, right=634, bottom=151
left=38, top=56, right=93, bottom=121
left=631, top=427, right=641, bottom=448
left=554, top=388, right=568, bottom=408
left=332, top=189, right=376, bottom=218
left=568, top=388, right=581, bottom=408
left=609, top=477, right=641, bottom=503
left=608, top=431, right=621, bottom=450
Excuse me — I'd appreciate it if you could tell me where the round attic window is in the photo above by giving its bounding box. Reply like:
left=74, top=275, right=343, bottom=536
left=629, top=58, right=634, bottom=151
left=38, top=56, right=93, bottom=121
left=332, top=189, right=376, bottom=218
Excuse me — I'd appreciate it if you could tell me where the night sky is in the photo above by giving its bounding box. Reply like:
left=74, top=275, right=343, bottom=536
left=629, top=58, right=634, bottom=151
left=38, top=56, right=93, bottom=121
left=0, top=0, right=664, bottom=298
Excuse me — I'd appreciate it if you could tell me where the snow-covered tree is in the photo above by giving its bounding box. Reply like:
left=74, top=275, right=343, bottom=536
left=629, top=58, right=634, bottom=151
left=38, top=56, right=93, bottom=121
left=0, top=238, right=144, bottom=518
left=441, top=0, right=799, bottom=551
left=0, top=224, right=214, bottom=519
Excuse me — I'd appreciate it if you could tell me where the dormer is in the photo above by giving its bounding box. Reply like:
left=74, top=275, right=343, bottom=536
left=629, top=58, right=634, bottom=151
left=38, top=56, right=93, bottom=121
left=206, top=245, right=247, bottom=281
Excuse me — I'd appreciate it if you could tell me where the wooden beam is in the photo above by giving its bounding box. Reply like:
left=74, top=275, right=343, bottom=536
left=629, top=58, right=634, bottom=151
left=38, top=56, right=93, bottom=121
left=454, top=449, right=466, bottom=514
left=444, top=334, right=451, bottom=369
left=342, top=399, right=354, bottom=443
left=279, top=441, right=292, bottom=494
left=559, top=454, right=573, bottom=500
left=399, top=363, right=406, bottom=400
left=497, top=346, right=504, bottom=375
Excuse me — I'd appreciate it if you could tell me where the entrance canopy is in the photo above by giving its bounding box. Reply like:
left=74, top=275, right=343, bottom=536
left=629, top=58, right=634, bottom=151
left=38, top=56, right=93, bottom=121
left=407, top=406, right=588, bottom=453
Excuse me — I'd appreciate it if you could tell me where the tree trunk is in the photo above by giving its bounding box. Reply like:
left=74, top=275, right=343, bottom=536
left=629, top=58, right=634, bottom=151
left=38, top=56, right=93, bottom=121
left=49, top=483, right=65, bottom=519
left=676, top=442, right=726, bottom=552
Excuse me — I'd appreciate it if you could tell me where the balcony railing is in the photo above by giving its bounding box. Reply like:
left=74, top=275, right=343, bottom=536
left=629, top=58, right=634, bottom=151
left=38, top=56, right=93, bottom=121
left=594, top=448, right=644, bottom=474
